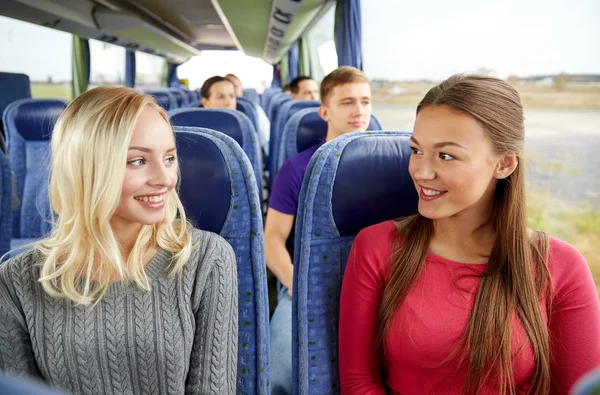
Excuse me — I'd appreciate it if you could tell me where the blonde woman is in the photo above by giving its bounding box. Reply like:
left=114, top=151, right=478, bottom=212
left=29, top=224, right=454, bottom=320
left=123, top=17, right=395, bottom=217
left=0, top=87, right=238, bottom=394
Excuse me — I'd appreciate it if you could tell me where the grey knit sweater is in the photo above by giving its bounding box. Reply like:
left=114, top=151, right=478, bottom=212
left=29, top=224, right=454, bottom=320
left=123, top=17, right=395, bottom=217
left=0, top=229, right=238, bottom=395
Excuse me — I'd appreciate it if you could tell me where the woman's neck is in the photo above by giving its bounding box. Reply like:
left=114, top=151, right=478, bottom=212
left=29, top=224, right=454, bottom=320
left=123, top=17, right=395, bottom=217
left=430, top=214, right=496, bottom=264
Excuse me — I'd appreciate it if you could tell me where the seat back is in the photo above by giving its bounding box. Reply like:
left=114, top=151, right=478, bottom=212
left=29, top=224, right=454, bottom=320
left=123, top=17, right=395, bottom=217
left=269, top=100, right=320, bottom=177
left=146, top=90, right=177, bottom=111
left=242, top=88, right=260, bottom=106
left=173, top=126, right=269, bottom=395
left=236, top=97, right=259, bottom=132
left=292, top=131, right=418, bottom=394
left=169, top=108, right=262, bottom=194
left=267, top=92, right=291, bottom=122
left=0, top=150, right=13, bottom=259
left=276, top=109, right=383, bottom=176
left=3, top=99, right=67, bottom=239
left=166, top=88, right=189, bottom=107
left=0, top=72, right=32, bottom=152
left=262, top=87, right=282, bottom=111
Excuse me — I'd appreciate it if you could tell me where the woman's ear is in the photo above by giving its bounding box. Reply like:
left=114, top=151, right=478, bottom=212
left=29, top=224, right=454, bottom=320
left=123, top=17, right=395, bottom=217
left=495, top=153, right=518, bottom=179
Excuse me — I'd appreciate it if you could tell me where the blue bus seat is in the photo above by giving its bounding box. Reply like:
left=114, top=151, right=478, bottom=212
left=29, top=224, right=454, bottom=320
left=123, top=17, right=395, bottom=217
left=269, top=100, right=320, bottom=178
left=292, top=131, right=418, bottom=395
left=3, top=99, right=67, bottom=244
left=262, top=87, right=282, bottom=112
left=166, top=88, right=189, bottom=107
left=0, top=374, right=65, bottom=395
left=146, top=90, right=178, bottom=111
left=0, top=150, right=13, bottom=259
left=236, top=97, right=259, bottom=133
left=0, top=72, right=32, bottom=153
left=173, top=126, right=269, bottom=395
left=275, top=109, right=383, bottom=178
left=242, top=88, right=260, bottom=106
left=169, top=108, right=263, bottom=195
left=267, top=92, right=290, bottom=123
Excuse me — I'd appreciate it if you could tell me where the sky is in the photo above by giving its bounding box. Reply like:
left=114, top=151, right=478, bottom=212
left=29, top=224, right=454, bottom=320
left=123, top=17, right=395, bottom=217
left=362, top=0, right=600, bottom=80
left=0, top=0, right=598, bottom=85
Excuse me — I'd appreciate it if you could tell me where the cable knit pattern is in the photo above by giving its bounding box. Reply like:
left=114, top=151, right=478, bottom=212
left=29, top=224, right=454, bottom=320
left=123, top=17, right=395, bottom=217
left=0, top=228, right=238, bottom=395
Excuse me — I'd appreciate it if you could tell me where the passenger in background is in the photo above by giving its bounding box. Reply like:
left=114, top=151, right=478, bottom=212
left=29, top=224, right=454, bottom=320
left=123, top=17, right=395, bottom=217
left=226, top=73, right=271, bottom=155
left=265, top=66, right=372, bottom=395
left=288, top=76, right=319, bottom=100
left=0, top=87, right=238, bottom=395
left=338, top=74, right=600, bottom=394
left=200, top=75, right=236, bottom=109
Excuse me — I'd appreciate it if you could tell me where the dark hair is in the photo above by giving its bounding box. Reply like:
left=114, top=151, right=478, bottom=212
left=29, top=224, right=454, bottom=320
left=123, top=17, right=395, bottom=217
left=200, top=76, right=233, bottom=99
left=320, top=66, right=368, bottom=104
left=377, top=74, right=551, bottom=394
left=289, top=76, right=314, bottom=94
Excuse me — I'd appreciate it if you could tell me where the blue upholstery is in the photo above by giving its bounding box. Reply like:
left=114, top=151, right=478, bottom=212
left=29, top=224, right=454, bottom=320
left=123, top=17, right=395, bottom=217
left=269, top=100, right=321, bottom=177
left=0, top=151, right=12, bottom=259
left=166, top=88, right=189, bottom=107
left=169, top=108, right=263, bottom=194
left=262, top=87, right=282, bottom=112
left=3, top=99, right=67, bottom=240
left=267, top=92, right=291, bottom=122
left=291, top=131, right=418, bottom=395
left=146, top=90, right=177, bottom=111
left=243, top=88, right=260, bottom=106
left=276, top=108, right=384, bottom=176
left=0, top=72, right=31, bottom=113
left=237, top=97, right=259, bottom=133
left=573, top=368, right=600, bottom=395
left=173, top=126, right=269, bottom=395
left=0, top=374, right=65, bottom=395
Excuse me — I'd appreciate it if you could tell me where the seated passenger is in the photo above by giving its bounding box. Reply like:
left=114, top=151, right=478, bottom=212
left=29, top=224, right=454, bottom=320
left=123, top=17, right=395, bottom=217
left=338, top=74, right=600, bottom=394
left=0, top=87, right=238, bottom=394
left=226, top=73, right=271, bottom=155
left=265, top=66, right=372, bottom=395
left=288, top=76, right=319, bottom=100
left=201, top=75, right=236, bottom=109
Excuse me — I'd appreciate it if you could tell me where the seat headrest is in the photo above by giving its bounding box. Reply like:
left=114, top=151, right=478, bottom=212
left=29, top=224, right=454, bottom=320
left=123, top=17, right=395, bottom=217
left=0, top=73, right=31, bottom=116
left=170, top=108, right=245, bottom=147
left=296, top=109, right=383, bottom=153
left=4, top=99, right=67, bottom=141
left=331, top=133, right=419, bottom=236
left=174, top=129, right=232, bottom=234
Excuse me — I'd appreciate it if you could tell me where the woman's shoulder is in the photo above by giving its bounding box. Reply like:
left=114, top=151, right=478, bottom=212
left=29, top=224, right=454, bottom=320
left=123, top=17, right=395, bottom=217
left=355, top=220, right=399, bottom=247
left=543, top=235, right=594, bottom=298
left=0, top=249, right=44, bottom=299
left=186, top=228, right=236, bottom=272
left=189, top=228, right=234, bottom=254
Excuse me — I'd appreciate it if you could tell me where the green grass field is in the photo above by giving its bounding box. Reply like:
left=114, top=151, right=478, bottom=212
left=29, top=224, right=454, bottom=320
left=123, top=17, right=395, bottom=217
left=30, top=83, right=600, bottom=295
left=30, top=83, right=72, bottom=101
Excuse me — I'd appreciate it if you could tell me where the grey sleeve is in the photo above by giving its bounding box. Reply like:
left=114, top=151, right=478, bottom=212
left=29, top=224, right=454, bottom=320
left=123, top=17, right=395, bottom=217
left=185, top=236, right=238, bottom=395
left=0, top=261, right=43, bottom=379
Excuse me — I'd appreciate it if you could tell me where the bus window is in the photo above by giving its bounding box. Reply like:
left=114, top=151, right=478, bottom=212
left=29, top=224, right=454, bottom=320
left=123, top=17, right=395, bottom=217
left=0, top=15, right=72, bottom=101
left=89, top=40, right=125, bottom=87
left=136, top=52, right=164, bottom=90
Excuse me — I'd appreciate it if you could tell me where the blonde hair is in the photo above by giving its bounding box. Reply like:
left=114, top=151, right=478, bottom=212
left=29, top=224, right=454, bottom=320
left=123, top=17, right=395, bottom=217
left=35, top=86, right=193, bottom=305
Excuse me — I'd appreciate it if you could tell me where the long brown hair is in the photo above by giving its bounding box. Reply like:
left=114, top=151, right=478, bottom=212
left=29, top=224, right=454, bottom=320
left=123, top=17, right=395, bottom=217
left=377, top=75, right=552, bottom=394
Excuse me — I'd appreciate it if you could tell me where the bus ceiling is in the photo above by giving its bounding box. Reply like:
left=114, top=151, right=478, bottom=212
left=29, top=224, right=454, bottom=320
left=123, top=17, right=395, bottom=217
left=0, top=0, right=335, bottom=65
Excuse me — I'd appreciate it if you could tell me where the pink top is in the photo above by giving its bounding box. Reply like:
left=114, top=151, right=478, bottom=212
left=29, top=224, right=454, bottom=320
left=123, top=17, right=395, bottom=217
left=339, top=220, right=600, bottom=394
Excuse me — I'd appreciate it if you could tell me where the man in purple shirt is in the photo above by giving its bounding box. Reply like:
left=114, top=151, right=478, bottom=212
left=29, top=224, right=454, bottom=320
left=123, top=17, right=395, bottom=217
left=265, top=66, right=373, bottom=395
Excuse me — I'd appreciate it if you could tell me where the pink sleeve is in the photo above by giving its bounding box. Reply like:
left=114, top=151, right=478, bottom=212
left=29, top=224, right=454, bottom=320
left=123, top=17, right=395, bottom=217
left=547, top=238, right=600, bottom=394
left=338, top=224, right=391, bottom=395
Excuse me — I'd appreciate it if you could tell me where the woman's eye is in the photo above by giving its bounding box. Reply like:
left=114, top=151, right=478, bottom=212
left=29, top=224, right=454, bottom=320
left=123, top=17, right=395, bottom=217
left=128, top=158, right=144, bottom=166
left=439, top=153, right=455, bottom=161
left=165, top=156, right=176, bottom=164
left=410, top=147, right=422, bottom=155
